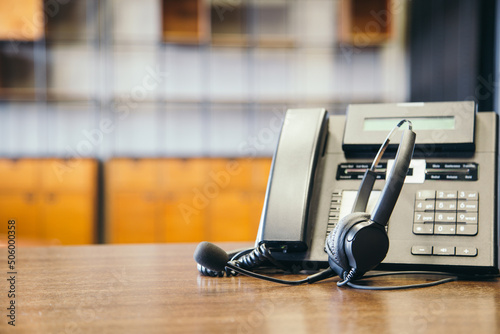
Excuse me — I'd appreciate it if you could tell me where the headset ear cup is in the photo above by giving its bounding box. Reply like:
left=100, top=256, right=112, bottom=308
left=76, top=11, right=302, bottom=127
left=325, top=212, right=371, bottom=275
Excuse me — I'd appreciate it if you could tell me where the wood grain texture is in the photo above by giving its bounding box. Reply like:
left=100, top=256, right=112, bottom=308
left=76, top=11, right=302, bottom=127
left=1, top=243, right=499, bottom=333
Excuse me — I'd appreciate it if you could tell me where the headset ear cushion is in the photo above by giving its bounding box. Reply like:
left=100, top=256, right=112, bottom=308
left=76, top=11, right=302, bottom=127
left=325, top=212, right=371, bottom=273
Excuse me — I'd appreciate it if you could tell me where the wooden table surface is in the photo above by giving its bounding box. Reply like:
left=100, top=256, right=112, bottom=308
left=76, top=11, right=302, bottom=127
left=1, top=242, right=499, bottom=333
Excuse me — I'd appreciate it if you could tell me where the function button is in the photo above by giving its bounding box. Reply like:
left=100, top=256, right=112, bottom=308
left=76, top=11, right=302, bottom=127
left=413, top=223, right=434, bottom=235
left=330, top=204, right=340, bottom=211
left=457, top=200, right=478, bottom=212
left=330, top=206, right=340, bottom=213
left=434, top=223, right=456, bottom=235
left=435, top=200, right=457, bottom=211
left=416, top=190, right=436, bottom=200
left=331, top=190, right=343, bottom=197
left=458, top=191, right=478, bottom=200
left=414, top=212, right=434, bottom=223
left=456, top=223, right=478, bottom=236
left=433, top=246, right=455, bottom=256
left=327, top=218, right=337, bottom=226
left=329, top=211, right=339, bottom=219
left=411, top=245, right=433, bottom=255
left=456, top=247, right=478, bottom=257
left=435, top=212, right=456, bottom=223
left=437, top=191, right=457, bottom=199
left=457, top=213, right=478, bottom=224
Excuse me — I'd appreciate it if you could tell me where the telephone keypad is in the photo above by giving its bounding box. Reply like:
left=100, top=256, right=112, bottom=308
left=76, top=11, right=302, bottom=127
left=412, top=190, right=478, bottom=236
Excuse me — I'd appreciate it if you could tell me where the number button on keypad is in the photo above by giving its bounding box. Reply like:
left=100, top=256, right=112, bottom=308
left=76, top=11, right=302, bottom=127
left=414, top=212, right=434, bottom=223
left=437, top=191, right=457, bottom=199
left=436, top=200, right=457, bottom=211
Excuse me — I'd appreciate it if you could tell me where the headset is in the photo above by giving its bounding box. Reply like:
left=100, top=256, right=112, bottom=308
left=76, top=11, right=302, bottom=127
left=325, top=119, right=415, bottom=285
left=194, top=119, right=461, bottom=289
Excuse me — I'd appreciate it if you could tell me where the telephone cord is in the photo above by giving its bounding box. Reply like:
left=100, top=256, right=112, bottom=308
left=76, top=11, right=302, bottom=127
left=197, top=244, right=280, bottom=277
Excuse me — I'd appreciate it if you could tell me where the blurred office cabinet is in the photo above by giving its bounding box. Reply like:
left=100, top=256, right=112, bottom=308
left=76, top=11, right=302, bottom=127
left=210, top=0, right=249, bottom=46
left=106, top=158, right=163, bottom=243
left=254, top=0, right=295, bottom=47
left=210, top=0, right=294, bottom=47
left=44, top=0, right=99, bottom=42
left=0, top=0, right=44, bottom=41
left=162, top=0, right=208, bottom=44
left=0, top=0, right=43, bottom=100
left=0, top=43, right=36, bottom=100
left=106, top=158, right=271, bottom=243
left=338, top=0, right=393, bottom=46
left=0, top=159, right=98, bottom=245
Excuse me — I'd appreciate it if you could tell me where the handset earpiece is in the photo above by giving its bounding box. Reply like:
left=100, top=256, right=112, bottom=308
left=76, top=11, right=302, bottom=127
left=325, top=120, right=415, bottom=285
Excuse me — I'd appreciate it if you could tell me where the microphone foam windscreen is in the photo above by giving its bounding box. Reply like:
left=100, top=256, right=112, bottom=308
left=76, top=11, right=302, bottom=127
left=193, top=241, right=229, bottom=272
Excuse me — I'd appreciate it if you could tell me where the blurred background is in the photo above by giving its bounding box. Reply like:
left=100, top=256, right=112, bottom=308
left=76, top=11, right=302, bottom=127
left=0, top=0, right=497, bottom=246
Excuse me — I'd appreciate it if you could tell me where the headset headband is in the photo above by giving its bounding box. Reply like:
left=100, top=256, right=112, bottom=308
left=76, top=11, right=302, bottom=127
left=351, top=120, right=416, bottom=226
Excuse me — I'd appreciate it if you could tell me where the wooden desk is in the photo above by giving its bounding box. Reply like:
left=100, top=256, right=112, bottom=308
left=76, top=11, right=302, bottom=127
left=2, top=243, right=499, bottom=333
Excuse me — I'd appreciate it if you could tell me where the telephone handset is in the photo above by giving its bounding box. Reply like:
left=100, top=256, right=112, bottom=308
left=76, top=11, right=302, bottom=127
left=256, top=109, right=329, bottom=252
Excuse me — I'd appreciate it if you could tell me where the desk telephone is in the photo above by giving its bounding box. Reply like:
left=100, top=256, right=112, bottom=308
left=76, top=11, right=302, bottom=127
left=195, top=101, right=499, bottom=288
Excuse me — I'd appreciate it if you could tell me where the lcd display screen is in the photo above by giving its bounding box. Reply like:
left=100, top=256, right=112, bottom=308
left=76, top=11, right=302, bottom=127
left=363, top=116, right=455, bottom=131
